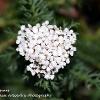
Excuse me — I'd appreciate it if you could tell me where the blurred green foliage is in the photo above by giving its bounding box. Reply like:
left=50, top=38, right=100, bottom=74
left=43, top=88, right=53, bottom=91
left=0, top=0, right=100, bottom=100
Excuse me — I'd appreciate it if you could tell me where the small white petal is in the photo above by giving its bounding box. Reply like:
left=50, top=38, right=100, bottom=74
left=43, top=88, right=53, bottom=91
left=46, top=67, right=51, bottom=72
left=26, top=66, right=31, bottom=71
left=21, top=25, right=25, bottom=30
left=28, top=24, right=32, bottom=28
left=32, top=26, right=38, bottom=33
left=42, top=66, right=46, bottom=69
left=66, top=58, right=70, bottom=64
left=44, top=20, right=49, bottom=25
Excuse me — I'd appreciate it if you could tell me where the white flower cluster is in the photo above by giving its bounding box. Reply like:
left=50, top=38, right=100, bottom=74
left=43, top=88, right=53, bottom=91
left=16, top=21, right=76, bottom=80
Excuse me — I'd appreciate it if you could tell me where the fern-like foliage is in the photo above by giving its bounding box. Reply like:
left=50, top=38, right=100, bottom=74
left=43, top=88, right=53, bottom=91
left=0, top=0, right=100, bottom=100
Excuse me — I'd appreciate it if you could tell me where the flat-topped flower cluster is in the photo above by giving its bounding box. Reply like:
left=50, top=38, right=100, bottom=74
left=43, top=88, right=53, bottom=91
left=16, top=21, right=77, bottom=80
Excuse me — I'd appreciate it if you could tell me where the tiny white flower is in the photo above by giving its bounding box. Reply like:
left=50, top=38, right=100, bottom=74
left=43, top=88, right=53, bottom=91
left=42, top=66, right=46, bottom=69
left=55, top=57, right=62, bottom=64
left=52, top=50, right=57, bottom=56
left=45, top=60, right=49, bottom=66
left=51, top=61, right=57, bottom=67
left=46, top=67, right=51, bottom=72
left=26, top=65, right=31, bottom=71
left=45, top=20, right=49, bottom=25
left=48, top=25, right=54, bottom=29
left=16, top=39, right=20, bottom=44
left=64, top=53, right=69, bottom=58
left=66, top=58, right=70, bottom=64
left=35, top=69, right=40, bottom=73
left=32, top=26, right=38, bottom=33
left=28, top=24, right=32, bottom=28
left=44, top=74, right=50, bottom=80
left=69, top=50, right=74, bottom=56
left=49, top=64, right=54, bottom=69
left=18, top=30, right=22, bottom=35
left=31, top=71, right=36, bottom=76
left=50, top=75, right=54, bottom=80
left=53, top=41, right=59, bottom=47
left=39, top=54, right=46, bottom=60
left=36, top=23, right=40, bottom=28
left=21, top=25, right=25, bottom=31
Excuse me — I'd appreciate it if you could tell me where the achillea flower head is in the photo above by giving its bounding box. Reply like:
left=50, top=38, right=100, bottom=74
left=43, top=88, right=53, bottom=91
left=16, top=21, right=77, bottom=80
